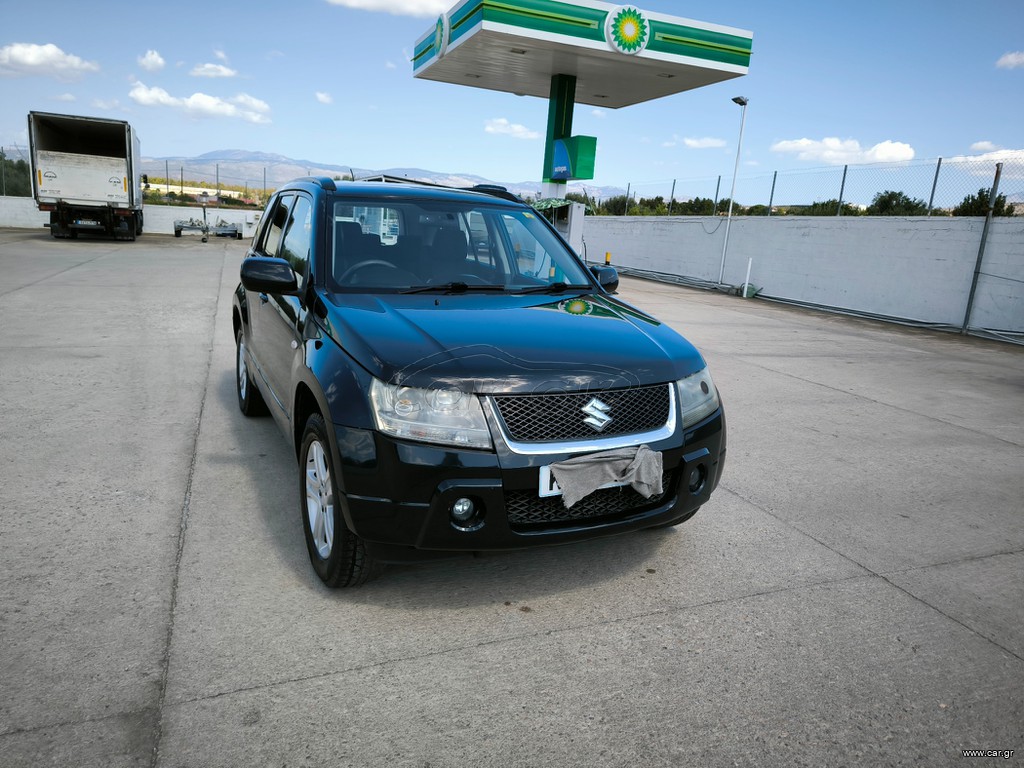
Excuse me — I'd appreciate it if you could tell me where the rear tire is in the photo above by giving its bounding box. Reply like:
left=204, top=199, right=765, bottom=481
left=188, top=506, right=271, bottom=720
left=299, top=413, right=383, bottom=587
left=235, top=326, right=268, bottom=416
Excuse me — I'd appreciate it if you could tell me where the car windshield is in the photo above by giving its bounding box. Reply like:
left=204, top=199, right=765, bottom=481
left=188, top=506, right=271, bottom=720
left=326, top=197, right=592, bottom=293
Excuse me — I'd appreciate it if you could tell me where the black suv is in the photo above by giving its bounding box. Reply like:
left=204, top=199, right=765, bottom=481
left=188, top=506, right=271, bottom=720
left=233, top=178, right=725, bottom=586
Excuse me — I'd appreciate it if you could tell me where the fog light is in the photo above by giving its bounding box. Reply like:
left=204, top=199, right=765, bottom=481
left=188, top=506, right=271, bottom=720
left=451, top=497, right=476, bottom=523
left=687, top=465, right=707, bottom=494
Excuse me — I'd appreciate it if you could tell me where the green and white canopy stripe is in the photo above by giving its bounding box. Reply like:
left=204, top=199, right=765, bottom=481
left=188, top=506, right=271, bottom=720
left=413, top=0, right=752, bottom=109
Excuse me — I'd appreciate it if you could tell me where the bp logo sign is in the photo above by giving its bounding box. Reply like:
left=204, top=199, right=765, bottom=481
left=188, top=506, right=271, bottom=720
left=606, top=6, right=650, bottom=55
left=434, top=14, right=450, bottom=59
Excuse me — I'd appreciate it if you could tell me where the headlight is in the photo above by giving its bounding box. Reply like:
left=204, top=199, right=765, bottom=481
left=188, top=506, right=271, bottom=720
left=676, top=367, right=721, bottom=429
left=370, top=379, right=492, bottom=450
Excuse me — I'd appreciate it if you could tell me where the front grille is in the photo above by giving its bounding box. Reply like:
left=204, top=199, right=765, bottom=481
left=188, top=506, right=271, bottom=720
left=492, top=384, right=671, bottom=443
left=506, top=471, right=674, bottom=529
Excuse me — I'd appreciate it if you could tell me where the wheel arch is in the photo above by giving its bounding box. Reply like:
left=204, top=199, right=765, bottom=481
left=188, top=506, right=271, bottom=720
left=293, top=381, right=323, bottom=460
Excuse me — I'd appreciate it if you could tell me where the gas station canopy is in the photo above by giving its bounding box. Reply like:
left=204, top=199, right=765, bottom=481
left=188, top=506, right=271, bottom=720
left=413, top=1, right=752, bottom=109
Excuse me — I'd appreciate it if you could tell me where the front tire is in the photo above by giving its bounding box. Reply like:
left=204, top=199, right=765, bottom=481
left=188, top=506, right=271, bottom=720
left=299, top=413, right=382, bottom=587
left=235, top=326, right=267, bottom=416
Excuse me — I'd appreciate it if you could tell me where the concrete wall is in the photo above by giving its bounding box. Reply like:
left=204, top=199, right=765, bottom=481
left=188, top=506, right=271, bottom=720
left=583, top=215, right=1024, bottom=333
left=0, top=197, right=261, bottom=239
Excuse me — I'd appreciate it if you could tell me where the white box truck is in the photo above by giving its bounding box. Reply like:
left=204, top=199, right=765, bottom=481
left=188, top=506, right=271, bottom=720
left=28, top=111, right=144, bottom=241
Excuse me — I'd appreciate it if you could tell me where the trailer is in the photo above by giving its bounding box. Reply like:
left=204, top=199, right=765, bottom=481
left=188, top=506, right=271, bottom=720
left=28, top=111, right=144, bottom=241
left=174, top=207, right=243, bottom=242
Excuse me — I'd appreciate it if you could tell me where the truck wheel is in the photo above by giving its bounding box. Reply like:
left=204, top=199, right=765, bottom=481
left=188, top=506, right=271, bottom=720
left=136, top=211, right=144, bottom=236
left=174, top=228, right=182, bottom=238
left=299, top=413, right=383, bottom=588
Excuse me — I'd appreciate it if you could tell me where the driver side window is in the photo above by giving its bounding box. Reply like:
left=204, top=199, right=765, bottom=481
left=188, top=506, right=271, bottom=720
left=260, top=193, right=294, bottom=259
left=278, top=196, right=313, bottom=291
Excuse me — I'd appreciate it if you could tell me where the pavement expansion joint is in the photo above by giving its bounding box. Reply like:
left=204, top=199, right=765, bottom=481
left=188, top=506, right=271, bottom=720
left=148, top=252, right=225, bottom=768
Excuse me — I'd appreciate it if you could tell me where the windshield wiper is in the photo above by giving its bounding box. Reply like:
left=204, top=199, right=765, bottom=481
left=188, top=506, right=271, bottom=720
left=400, top=282, right=508, bottom=294
left=512, top=282, right=592, bottom=295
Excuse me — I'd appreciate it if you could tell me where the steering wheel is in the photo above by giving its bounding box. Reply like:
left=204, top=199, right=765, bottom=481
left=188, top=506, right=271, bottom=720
left=339, top=260, right=397, bottom=284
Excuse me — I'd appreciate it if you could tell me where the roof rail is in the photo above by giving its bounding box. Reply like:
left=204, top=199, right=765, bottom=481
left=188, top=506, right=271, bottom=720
left=294, top=176, right=337, bottom=192
left=466, top=184, right=524, bottom=204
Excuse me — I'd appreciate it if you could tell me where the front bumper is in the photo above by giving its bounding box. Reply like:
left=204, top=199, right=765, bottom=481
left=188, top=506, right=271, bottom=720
left=333, top=409, right=726, bottom=562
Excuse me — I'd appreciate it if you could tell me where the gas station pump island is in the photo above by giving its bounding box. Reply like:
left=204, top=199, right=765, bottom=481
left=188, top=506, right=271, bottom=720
left=413, top=0, right=753, bottom=241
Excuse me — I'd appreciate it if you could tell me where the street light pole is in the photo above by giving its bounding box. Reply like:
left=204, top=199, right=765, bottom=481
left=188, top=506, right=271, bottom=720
left=717, top=96, right=748, bottom=286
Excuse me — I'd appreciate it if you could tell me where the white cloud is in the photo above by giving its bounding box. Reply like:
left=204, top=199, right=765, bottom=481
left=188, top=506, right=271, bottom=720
left=685, top=137, right=726, bottom=149
left=55, top=92, right=76, bottom=102
left=484, top=118, right=540, bottom=140
left=996, top=51, right=1024, bottom=69
left=970, top=141, right=1000, bottom=153
left=0, top=42, right=99, bottom=79
left=232, top=93, right=270, bottom=113
left=661, top=135, right=726, bottom=149
left=129, top=82, right=271, bottom=123
left=190, top=63, right=237, bottom=78
left=385, top=60, right=397, bottom=70
left=591, top=109, right=607, bottom=119
left=315, top=91, right=333, bottom=104
left=214, top=49, right=229, bottom=62
left=948, top=147, right=1024, bottom=164
left=325, top=0, right=449, bottom=16
left=91, top=98, right=121, bottom=111
left=945, top=147, right=1024, bottom=181
left=770, top=137, right=915, bottom=165
left=138, top=50, right=165, bottom=72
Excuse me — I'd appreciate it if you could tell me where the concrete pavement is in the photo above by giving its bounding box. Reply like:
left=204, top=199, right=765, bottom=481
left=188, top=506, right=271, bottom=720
left=1, top=229, right=1021, bottom=767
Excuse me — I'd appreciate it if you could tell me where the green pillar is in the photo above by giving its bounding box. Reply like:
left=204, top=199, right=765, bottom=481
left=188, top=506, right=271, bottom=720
left=543, top=74, right=576, bottom=184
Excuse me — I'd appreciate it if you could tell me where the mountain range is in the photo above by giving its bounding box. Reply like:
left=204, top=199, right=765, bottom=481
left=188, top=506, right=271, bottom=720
left=139, top=150, right=625, bottom=201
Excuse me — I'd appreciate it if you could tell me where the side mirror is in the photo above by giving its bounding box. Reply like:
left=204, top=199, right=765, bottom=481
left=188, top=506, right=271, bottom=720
left=240, top=257, right=298, bottom=295
left=589, top=265, right=619, bottom=294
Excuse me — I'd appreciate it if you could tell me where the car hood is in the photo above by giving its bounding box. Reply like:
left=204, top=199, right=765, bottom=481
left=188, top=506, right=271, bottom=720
left=318, top=291, right=707, bottom=394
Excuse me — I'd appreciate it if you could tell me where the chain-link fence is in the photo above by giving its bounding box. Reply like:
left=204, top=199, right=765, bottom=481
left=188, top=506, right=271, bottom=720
left=610, top=156, right=1024, bottom=216
left=6, top=145, right=1022, bottom=217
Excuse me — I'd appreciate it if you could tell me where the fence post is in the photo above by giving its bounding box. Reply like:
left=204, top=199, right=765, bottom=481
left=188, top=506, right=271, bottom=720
left=962, top=163, right=1003, bottom=335
left=837, top=165, right=848, bottom=216
left=668, top=179, right=676, bottom=214
left=625, top=182, right=631, bottom=215
left=714, top=175, right=721, bottom=212
left=1, top=147, right=6, bottom=196
left=768, top=170, right=777, bottom=216
left=927, top=157, right=943, bottom=216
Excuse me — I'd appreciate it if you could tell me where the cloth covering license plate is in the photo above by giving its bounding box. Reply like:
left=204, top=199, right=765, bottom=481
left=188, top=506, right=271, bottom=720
left=538, top=464, right=628, bottom=498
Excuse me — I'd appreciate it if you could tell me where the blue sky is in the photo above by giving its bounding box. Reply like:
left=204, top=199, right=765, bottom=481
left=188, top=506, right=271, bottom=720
left=1, top=0, right=1022, bottom=190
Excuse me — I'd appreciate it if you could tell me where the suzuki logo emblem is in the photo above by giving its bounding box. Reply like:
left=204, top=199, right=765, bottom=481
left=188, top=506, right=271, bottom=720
left=582, top=398, right=613, bottom=431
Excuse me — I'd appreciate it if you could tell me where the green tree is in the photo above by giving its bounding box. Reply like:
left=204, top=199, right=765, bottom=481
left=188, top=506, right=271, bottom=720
left=867, top=190, right=928, bottom=216
left=600, top=194, right=630, bottom=215
left=636, top=196, right=668, bottom=215
left=796, top=199, right=862, bottom=216
left=952, top=187, right=1015, bottom=217
left=675, top=197, right=716, bottom=215
left=1, top=155, right=32, bottom=197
